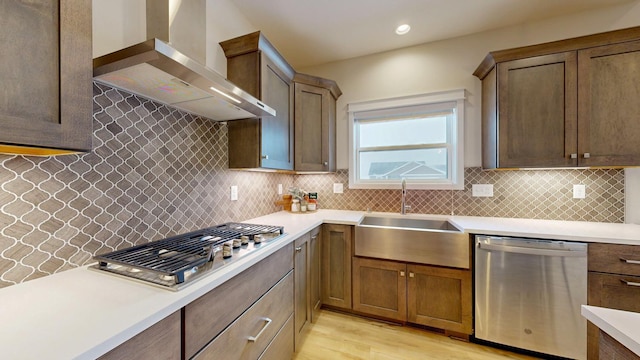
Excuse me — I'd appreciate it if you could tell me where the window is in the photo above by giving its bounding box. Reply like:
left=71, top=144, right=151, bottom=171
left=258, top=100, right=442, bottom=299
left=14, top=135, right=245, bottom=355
left=348, top=90, right=465, bottom=190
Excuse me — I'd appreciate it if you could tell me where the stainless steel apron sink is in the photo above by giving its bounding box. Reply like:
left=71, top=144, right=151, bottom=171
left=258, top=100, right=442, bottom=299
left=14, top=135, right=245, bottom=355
left=355, top=216, right=470, bottom=269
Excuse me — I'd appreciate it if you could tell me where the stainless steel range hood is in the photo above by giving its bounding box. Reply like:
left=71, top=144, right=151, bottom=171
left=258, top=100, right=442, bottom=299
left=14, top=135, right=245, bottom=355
left=92, top=0, right=274, bottom=121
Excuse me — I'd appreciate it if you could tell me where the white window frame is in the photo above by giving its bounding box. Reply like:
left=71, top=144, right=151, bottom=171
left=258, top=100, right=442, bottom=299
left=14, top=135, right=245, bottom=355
left=348, top=89, right=465, bottom=190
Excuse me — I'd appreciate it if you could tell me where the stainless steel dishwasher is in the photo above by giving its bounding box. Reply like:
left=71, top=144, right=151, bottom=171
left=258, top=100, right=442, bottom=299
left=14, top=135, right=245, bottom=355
left=475, top=235, right=587, bottom=360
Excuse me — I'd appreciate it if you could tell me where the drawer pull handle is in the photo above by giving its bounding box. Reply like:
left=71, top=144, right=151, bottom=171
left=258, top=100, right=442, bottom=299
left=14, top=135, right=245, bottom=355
left=248, top=317, right=272, bottom=342
left=295, top=247, right=302, bottom=252
left=620, top=279, right=640, bottom=287
left=620, top=257, right=640, bottom=265
left=400, top=271, right=405, bottom=277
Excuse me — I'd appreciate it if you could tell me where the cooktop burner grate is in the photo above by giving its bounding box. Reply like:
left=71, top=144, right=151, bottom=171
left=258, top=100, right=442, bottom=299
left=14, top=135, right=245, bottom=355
left=92, top=223, right=284, bottom=288
left=214, top=222, right=284, bottom=238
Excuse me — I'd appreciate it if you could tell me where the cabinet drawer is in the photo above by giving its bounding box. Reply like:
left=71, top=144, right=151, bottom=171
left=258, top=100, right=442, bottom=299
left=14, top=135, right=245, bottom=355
left=587, top=271, right=640, bottom=359
left=589, top=243, right=640, bottom=276
left=193, top=271, right=294, bottom=359
left=185, top=243, right=294, bottom=358
left=588, top=272, right=640, bottom=312
left=98, top=311, right=181, bottom=360
left=259, top=314, right=294, bottom=360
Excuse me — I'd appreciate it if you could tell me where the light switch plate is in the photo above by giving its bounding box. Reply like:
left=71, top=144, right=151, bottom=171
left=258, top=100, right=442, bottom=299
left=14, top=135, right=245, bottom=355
left=333, top=183, right=344, bottom=194
left=573, top=184, right=586, bottom=199
left=277, top=184, right=283, bottom=195
left=230, top=185, right=238, bottom=201
left=472, top=184, right=494, bottom=197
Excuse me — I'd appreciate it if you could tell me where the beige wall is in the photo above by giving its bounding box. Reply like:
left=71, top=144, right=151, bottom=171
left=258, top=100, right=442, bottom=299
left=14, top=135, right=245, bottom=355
left=299, top=1, right=640, bottom=169
left=92, top=0, right=256, bottom=75
left=92, top=0, right=146, bottom=58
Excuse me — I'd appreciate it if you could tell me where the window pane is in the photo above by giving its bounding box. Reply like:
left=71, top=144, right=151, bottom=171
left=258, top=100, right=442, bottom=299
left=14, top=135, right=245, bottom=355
left=359, top=115, right=448, bottom=147
left=359, top=148, right=448, bottom=180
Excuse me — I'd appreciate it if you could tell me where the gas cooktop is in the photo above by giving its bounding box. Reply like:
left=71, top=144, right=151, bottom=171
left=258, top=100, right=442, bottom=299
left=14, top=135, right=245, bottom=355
left=91, top=222, right=285, bottom=291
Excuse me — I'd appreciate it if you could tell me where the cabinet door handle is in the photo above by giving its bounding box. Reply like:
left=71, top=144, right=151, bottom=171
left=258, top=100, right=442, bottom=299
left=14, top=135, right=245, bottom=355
left=570, top=153, right=578, bottom=159
left=400, top=271, right=405, bottom=277
left=248, top=317, right=272, bottom=342
left=620, top=279, right=640, bottom=287
left=311, top=235, right=318, bottom=240
left=583, top=153, right=590, bottom=159
left=620, top=257, right=640, bottom=265
left=295, top=247, right=302, bottom=252
left=409, top=272, right=415, bottom=278
left=323, top=161, right=328, bottom=166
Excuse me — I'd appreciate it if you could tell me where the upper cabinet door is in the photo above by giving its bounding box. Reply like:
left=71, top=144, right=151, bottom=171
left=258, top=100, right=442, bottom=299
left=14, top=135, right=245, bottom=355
left=578, top=40, right=640, bottom=167
left=221, top=31, right=294, bottom=171
left=0, top=0, right=92, bottom=155
left=294, top=82, right=332, bottom=172
left=260, top=56, right=294, bottom=170
left=496, top=52, right=578, bottom=168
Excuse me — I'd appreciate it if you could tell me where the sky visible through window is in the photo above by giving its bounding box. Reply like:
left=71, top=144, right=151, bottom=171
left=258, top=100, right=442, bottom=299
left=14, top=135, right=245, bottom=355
left=358, top=115, right=449, bottom=179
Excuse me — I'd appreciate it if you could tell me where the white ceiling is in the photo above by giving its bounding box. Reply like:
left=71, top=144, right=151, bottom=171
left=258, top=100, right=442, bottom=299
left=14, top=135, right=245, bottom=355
left=230, top=0, right=635, bottom=69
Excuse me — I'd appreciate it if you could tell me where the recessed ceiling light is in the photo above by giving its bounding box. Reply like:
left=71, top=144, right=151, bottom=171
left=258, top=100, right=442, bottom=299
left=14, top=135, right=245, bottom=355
left=395, top=24, right=411, bottom=35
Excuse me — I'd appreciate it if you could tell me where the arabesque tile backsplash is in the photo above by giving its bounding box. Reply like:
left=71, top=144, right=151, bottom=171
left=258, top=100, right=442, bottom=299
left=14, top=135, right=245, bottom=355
left=0, top=84, right=625, bottom=288
left=297, top=168, right=624, bottom=222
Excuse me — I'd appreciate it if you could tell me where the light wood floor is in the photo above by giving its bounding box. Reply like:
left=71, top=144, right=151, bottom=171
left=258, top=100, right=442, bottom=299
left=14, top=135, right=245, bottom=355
left=294, top=309, right=540, bottom=360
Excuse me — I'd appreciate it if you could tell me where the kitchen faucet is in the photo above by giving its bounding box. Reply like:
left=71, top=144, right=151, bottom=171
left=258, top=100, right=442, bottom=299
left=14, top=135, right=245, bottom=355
left=401, top=179, right=411, bottom=214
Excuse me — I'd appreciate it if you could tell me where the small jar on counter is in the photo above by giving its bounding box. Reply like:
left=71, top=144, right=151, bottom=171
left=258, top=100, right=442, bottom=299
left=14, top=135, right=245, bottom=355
left=291, top=199, right=300, bottom=212
left=308, top=199, right=317, bottom=211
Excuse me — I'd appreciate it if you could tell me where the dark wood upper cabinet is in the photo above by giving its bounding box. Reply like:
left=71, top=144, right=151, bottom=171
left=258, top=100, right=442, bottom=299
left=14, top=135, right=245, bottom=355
left=0, top=0, right=93, bottom=156
left=220, top=31, right=295, bottom=170
left=475, top=26, right=640, bottom=169
left=493, top=52, right=578, bottom=168
left=220, top=32, right=341, bottom=172
left=578, top=40, right=640, bottom=167
left=293, top=73, right=341, bottom=172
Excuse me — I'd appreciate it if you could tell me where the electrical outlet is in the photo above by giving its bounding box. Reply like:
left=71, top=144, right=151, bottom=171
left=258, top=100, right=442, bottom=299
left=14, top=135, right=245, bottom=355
left=472, top=184, right=494, bottom=197
left=277, top=184, right=283, bottom=195
left=573, top=184, right=586, bottom=199
left=230, top=185, right=238, bottom=201
left=333, top=183, right=344, bottom=194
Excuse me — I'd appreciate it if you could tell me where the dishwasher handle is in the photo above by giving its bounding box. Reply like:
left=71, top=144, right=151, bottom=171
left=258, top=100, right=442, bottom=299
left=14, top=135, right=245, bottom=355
left=477, top=240, right=587, bottom=257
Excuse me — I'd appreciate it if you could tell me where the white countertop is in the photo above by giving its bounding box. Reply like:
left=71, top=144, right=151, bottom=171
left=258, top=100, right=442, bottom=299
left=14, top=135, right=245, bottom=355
left=582, top=305, right=640, bottom=356
left=1, top=209, right=639, bottom=359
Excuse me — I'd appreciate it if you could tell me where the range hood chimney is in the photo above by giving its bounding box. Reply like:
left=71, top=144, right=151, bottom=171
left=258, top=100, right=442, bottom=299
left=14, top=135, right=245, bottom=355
left=93, top=0, right=274, bottom=121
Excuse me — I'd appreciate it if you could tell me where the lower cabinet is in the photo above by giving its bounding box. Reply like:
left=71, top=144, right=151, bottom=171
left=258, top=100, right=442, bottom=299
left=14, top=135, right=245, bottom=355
left=192, top=272, right=294, bottom=359
left=185, top=242, right=294, bottom=359
left=588, top=272, right=640, bottom=359
left=294, top=226, right=322, bottom=351
left=98, top=311, right=182, bottom=360
left=321, top=224, right=353, bottom=310
left=352, top=257, right=407, bottom=321
left=599, top=331, right=640, bottom=360
left=352, top=257, right=472, bottom=334
left=407, top=263, right=472, bottom=334
left=294, top=232, right=310, bottom=351
left=588, top=243, right=640, bottom=360
left=259, top=315, right=295, bottom=360
left=309, top=227, right=322, bottom=322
